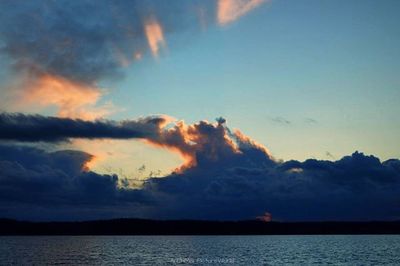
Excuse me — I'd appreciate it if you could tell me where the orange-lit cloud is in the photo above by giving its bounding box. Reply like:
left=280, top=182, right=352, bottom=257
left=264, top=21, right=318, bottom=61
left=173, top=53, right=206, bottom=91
left=144, top=17, right=166, bottom=57
left=217, top=0, right=266, bottom=26
left=233, top=129, right=273, bottom=157
left=81, top=153, right=97, bottom=172
left=0, top=110, right=273, bottom=183
left=15, top=74, right=115, bottom=120
left=144, top=118, right=273, bottom=173
left=142, top=120, right=197, bottom=172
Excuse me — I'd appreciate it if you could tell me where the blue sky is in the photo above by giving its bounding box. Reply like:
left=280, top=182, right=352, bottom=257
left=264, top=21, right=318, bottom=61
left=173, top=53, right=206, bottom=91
left=100, top=0, right=400, bottom=162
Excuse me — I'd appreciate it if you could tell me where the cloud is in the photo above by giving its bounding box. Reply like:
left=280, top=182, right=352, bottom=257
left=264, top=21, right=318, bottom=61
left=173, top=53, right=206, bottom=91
left=305, top=118, right=318, bottom=124
left=10, top=73, right=116, bottom=120
left=0, top=113, right=275, bottom=171
left=217, top=0, right=267, bottom=25
left=143, top=118, right=276, bottom=172
left=1, top=114, right=399, bottom=221
left=0, top=0, right=253, bottom=84
left=0, top=0, right=266, bottom=119
left=326, top=151, right=335, bottom=160
left=270, top=116, right=291, bottom=125
left=144, top=17, right=166, bottom=58
left=0, top=0, right=163, bottom=84
left=0, top=112, right=170, bottom=142
left=0, top=144, right=153, bottom=221
left=141, top=151, right=400, bottom=221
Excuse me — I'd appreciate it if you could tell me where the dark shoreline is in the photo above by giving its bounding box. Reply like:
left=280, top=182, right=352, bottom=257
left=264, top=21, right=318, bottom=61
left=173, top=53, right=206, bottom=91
left=1, top=219, right=400, bottom=235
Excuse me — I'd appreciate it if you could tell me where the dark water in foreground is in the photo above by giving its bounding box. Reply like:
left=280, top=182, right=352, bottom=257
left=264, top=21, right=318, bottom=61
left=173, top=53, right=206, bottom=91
left=0, top=235, right=399, bottom=265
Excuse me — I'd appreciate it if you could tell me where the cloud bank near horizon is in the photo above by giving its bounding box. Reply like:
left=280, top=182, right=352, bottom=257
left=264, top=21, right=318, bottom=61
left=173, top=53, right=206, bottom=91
left=0, top=113, right=399, bottom=221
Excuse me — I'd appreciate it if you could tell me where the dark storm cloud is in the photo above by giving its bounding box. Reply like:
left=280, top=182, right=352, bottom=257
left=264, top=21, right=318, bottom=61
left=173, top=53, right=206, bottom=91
left=0, top=144, right=153, bottom=221
left=1, top=115, right=399, bottom=221
left=0, top=0, right=215, bottom=83
left=142, top=151, right=400, bottom=221
left=0, top=112, right=166, bottom=142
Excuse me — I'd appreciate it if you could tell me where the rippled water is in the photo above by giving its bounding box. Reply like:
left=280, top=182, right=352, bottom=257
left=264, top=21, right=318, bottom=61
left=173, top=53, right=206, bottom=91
left=0, top=235, right=399, bottom=265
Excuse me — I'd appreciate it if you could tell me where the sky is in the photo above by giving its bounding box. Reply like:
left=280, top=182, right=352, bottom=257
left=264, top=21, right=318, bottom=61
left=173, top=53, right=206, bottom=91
left=0, top=0, right=400, bottom=221
left=108, top=0, right=400, bottom=162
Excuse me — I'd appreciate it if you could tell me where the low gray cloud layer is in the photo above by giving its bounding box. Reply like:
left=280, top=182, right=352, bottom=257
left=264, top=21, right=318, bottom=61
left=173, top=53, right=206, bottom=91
left=0, top=112, right=166, bottom=142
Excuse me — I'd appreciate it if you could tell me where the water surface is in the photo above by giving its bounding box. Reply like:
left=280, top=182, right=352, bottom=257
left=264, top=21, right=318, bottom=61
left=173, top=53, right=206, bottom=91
left=0, top=235, right=399, bottom=265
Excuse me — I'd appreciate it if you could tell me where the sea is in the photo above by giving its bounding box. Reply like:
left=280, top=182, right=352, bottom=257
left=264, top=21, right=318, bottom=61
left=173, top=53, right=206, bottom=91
left=0, top=235, right=399, bottom=265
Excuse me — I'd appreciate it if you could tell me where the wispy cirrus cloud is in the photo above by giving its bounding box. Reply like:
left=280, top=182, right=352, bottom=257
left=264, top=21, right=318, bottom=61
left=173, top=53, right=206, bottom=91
left=270, top=116, right=291, bottom=125
left=305, top=118, right=318, bottom=124
left=144, top=17, right=167, bottom=58
left=217, top=0, right=268, bottom=25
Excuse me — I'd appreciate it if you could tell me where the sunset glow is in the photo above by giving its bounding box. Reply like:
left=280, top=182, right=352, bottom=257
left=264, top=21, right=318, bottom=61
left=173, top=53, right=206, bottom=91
left=17, top=74, right=112, bottom=120
left=0, top=0, right=399, bottom=225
